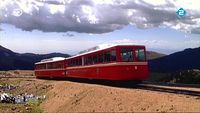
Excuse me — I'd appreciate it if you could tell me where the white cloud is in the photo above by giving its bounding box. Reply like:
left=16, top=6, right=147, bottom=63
left=1, top=35, right=98, bottom=54
left=110, top=38, right=169, bottom=48
left=0, top=0, right=200, bottom=34
left=108, top=38, right=200, bottom=51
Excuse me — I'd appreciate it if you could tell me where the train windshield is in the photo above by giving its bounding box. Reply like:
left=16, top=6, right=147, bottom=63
left=120, top=48, right=134, bottom=62
left=135, top=48, right=145, bottom=61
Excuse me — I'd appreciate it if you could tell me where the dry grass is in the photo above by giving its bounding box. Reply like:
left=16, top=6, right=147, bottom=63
left=0, top=70, right=34, bottom=78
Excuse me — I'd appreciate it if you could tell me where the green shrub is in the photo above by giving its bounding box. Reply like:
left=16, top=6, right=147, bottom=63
left=26, top=100, right=43, bottom=113
left=171, top=69, right=200, bottom=84
left=149, top=69, right=200, bottom=84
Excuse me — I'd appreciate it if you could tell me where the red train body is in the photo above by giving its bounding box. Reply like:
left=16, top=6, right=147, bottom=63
left=34, top=45, right=149, bottom=81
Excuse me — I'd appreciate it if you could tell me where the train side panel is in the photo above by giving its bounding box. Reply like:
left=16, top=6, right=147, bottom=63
left=66, top=62, right=148, bottom=80
left=35, top=69, right=66, bottom=78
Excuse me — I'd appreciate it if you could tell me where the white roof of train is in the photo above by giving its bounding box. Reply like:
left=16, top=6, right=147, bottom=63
left=35, top=44, right=145, bottom=64
left=65, top=44, right=117, bottom=59
left=65, top=44, right=144, bottom=59
left=35, top=57, right=65, bottom=64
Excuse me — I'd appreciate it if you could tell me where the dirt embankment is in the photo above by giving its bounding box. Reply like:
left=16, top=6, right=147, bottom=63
left=41, top=80, right=200, bottom=112
left=0, top=70, right=200, bottom=113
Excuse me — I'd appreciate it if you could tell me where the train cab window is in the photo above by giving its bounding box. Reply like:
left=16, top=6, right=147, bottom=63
left=135, top=49, right=145, bottom=61
left=111, top=50, right=116, bottom=61
left=120, top=48, right=133, bottom=62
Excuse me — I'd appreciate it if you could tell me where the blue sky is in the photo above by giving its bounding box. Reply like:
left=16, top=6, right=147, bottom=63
left=1, top=23, right=199, bottom=55
left=0, top=0, right=200, bottom=55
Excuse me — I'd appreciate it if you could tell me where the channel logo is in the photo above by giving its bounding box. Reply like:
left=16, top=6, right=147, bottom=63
left=176, top=8, right=186, bottom=17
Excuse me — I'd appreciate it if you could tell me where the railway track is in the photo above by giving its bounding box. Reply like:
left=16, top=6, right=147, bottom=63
left=137, top=83, right=200, bottom=97
left=143, top=81, right=200, bottom=88
left=60, top=78, right=200, bottom=97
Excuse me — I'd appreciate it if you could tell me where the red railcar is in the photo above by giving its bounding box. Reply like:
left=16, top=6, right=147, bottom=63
left=35, top=57, right=66, bottom=78
left=35, top=45, right=149, bottom=81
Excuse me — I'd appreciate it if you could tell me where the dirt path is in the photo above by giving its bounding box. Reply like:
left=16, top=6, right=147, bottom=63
left=40, top=80, right=200, bottom=112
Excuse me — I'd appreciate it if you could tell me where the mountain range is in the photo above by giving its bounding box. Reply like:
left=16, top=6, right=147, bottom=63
left=146, top=51, right=166, bottom=60
left=149, top=47, right=200, bottom=72
left=0, top=45, right=70, bottom=70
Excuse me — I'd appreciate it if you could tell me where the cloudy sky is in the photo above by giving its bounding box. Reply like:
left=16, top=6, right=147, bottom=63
left=0, top=0, right=200, bottom=55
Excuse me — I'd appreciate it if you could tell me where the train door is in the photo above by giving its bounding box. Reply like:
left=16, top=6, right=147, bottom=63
left=65, top=59, right=69, bottom=77
left=134, top=47, right=147, bottom=79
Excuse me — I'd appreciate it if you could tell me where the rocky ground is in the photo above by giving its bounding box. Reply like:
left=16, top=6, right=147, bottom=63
left=0, top=71, right=200, bottom=112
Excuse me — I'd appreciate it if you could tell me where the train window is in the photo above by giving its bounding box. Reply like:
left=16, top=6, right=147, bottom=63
left=42, top=64, right=46, bottom=69
left=36, top=64, right=46, bottom=70
left=73, top=59, right=75, bottom=66
left=69, top=59, right=74, bottom=66
left=111, top=50, right=116, bottom=61
left=52, top=62, right=57, bottom=68
left=98, top=54, right=104, bottom=63
left=104, top=51, right=111, bottom=62
left=88, top=56, right=92, bottom=64
left=47, top=63, right=53, bottom=69
left=78, top=58, right=82, bottom=66
left=120, top=48, right=133, bottom=62
left=84, top=56, right=92, bottom=65
left=75, top=59, right=78, bottom=65
left=36, top=65, right=40, bottom=69
left=53, top=62, right=64, bottom=68
left=52, top=63, right=56, bottom=68
left=69, top=60, right=72, bottom=66
left=69, top=58, right=82, bottom=66
left=93, top=55, right=98, bottom=64
left=44, top=64, right=47, bottom=69
left=135, top=49, right=145, bottom=61
left=60, top=62, right=64, bottom=68
left=84, top=57, right=88, bottom=65
left=71, top=60, right=74, bottom=66
left=84, top=57, right=87, bottom=65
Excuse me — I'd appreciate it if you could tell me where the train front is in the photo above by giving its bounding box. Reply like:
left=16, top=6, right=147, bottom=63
left=114, top=45, right=149, bottom=81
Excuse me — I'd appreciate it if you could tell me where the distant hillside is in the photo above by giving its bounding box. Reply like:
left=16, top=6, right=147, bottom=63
left=0, top=45, right=70, bottom=70
left=149, top=47, right=200, bottom=73
left=146, top=51, right=166, bottom=60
